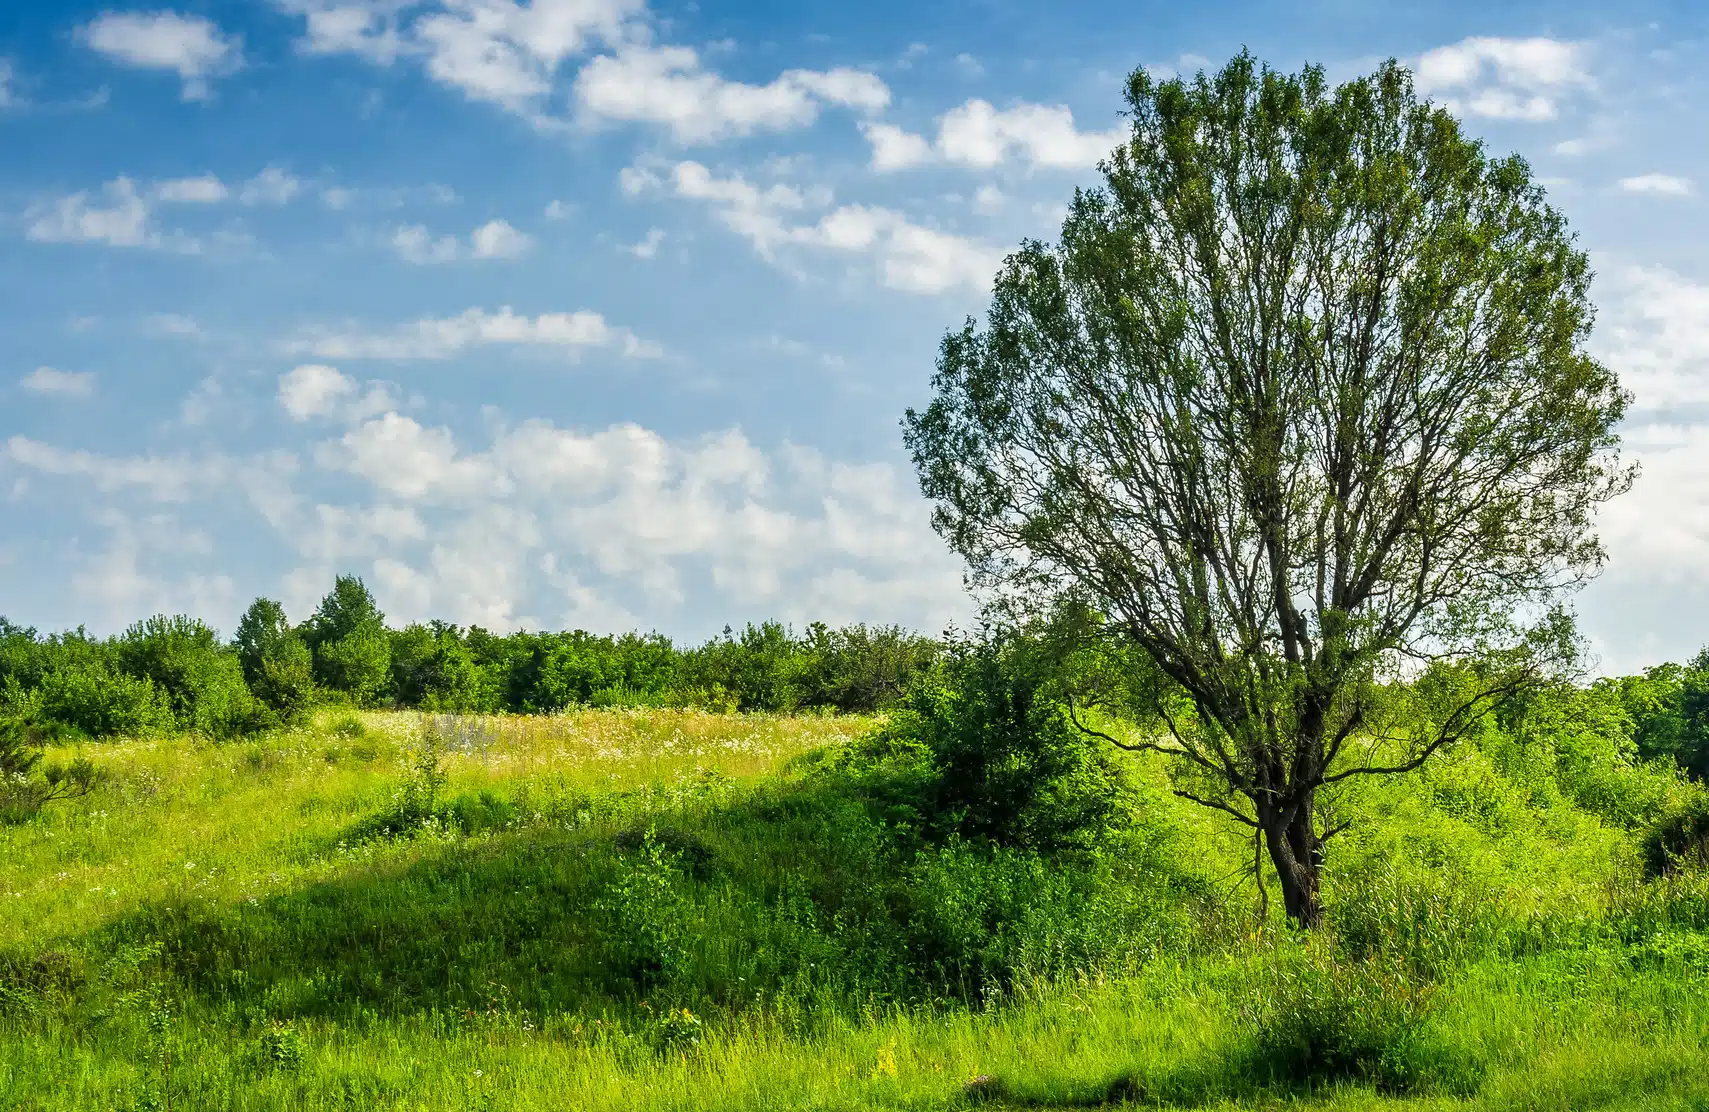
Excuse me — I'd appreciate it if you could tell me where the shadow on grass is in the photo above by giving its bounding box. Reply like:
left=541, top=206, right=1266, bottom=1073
left=45, top=772, right=918, bottom=1026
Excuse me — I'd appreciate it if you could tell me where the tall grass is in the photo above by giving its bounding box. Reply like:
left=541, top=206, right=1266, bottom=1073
left=3, top=708, right=1708, bottom=1110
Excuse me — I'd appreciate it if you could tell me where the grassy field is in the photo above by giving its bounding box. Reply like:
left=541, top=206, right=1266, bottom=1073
left=3, top=708, right=1708, bottom=1111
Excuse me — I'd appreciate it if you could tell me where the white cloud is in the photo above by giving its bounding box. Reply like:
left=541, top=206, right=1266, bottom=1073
left=863, top=98, right=1123, bottom=172
left=574, top=44, right=888, bottom=142
left=278, top=364, right=398, bottom=423
left=240, top=167, right=303, bottom=205
left=9, top=402, right=971, bottom=635
left=544, top=199, right=574, bottom=220
left=281, top=0, right=644, bottom=119
left=471, top=218, right=532, bottom=257
left=1619, top=174, right=1693, bottom=196
left=415, top=0, right=642, bottom=113
left=153, top=174, right=229, bottom=203
left=76, top=11, right=243, bottom=100
left=1594, top=264, right=1709, bottom=412
left=281, top=3, right=887, bottom=139
left=1413, top=36, right=1589, bottom=121
left=288, top=306, right=660, bottom=359
left=5, top=437, right=218, bottom=501
left=861, top=123, right=933, bottom=171
left=278, top=364, right=356, bottom=420
left=283, top=0, right=412, bottom=63
left=0, top=58, right=17, bottom=108
left=625, top=227, right=664, bottom=258
left=640, top=160, right=1004, bottom=294
left=25, top=178, right=158, bottom=249
left=302, top=411, right=966, bottom=627
left=392, top=224, right=462, bottom=263
left=20, top=367, right=96, bottom=398
left=391, top=218, right=533, bottom=262
left=320, top=412, right=505, bottom=500
left=971, top=184, right=1004, bottom=213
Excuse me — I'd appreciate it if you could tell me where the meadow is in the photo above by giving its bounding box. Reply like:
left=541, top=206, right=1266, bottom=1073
left=5, top=693, right=1709, bottom=1111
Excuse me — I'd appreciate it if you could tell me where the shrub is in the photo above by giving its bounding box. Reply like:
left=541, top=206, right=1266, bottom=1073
left=0, top=719, right=99, bottom=824
left=235, top=599, right=316, bottom=723
left=1239, top=945, right=1444, bottom=1093
left=903, top=839, right=1151, bottom=999
left=595, top=830, right=695, bottom=987
left=1329, top=859, right=1502, bottom=977
left=867, top=627, right=1132, bottom=853
left=32, top=660, right=173, bottom=739
left=1644, top=793, right=1709, bottom=877
left=118, top=615, right=260, bottom=737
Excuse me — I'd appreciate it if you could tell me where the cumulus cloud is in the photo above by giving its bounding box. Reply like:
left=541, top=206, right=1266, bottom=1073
left=1413, top=36, right=1589, bottom=121
left=392, top=218, right=531, bottom=263
left=392, top=224, right=461, bottom=264
left=278, top=1, right=886, bottom=140
left=240, top=167, right=303, bottom=205
left=77, top=10, right=243, bottom=100
left=862, top=99, right=1123, bottom=172
left=471, top=218, right=532, bottom=257
left=574, top=44, right=888, bottom=142
left=633, top=160, right=1003, bottom=294
left=25, top=178, right=161, bottom=249
left=8, top=393, right=970, bottom=635
left=624, top=227, right=664, bottom=258
left=1, top=58, right=19, bottom=108
left=279, top=0, right=640, bottom=117
left=287, top=306, right=660, bottom=359
left=1594, top=264, right=1709, bottom=412
left=1619, top=174, right=1693, bottom=196
left=19, top=367, right=96, bottom=398
left=301, top=410, right=966, bottom=627
left=278, top=364, right=357, bottom=419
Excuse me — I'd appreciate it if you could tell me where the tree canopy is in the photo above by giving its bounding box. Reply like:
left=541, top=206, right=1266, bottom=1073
left=905, top=52, right=1631, bottom=926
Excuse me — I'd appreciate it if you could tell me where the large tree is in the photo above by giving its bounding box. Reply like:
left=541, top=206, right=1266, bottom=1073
left=904, top=53, right=1630, bottom=927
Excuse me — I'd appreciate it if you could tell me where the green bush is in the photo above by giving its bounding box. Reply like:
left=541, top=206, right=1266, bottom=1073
left=235, top=599, right=316, bottom=723
left=32, top=660, right=173, bottom=739
left=863, top=627, right=1132, bottom=853
left=595, top=830, right=696, bottom=987
left=1239, top=945, right=1447, bottom=1093
left=118, top=614, right=261, bottom=738
left=1644, top=793, right=1709, bottom=877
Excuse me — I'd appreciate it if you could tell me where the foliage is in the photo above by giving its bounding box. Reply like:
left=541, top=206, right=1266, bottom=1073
left=1643, top=793, right=1709, bottom=877
left=0, top=718, right=99, bottom=824
left=904, top=51, right=1630, bottom=926
left=839, top=624, right=1131, bottom=853
left=117, top=615, right=260, bottom=738
left=1239, top=944, right=1440, bottom=1092
left=235, top=599, right=316, bottom=725
left=1617, top=651, right=1709, bottom=782
left=303, top=577, right=392, bottom=705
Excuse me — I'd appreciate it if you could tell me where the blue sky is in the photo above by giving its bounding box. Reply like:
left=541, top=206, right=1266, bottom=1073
left=3, top=0, right=1708, bottom=671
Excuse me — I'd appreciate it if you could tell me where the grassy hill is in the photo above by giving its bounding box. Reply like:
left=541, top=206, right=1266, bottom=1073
left=3, top=706, right=1708, bottom=1111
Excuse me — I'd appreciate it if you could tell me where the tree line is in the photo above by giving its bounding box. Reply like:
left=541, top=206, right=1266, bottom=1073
left=0, top=575, right=939, bottom=740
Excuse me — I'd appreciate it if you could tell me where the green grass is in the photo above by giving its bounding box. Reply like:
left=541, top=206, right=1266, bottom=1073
left=3, top=708, right=1709, bottom=1110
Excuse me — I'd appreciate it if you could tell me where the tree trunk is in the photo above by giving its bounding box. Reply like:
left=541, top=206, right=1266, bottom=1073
left=1262, top=803, right=1323, bottom=929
